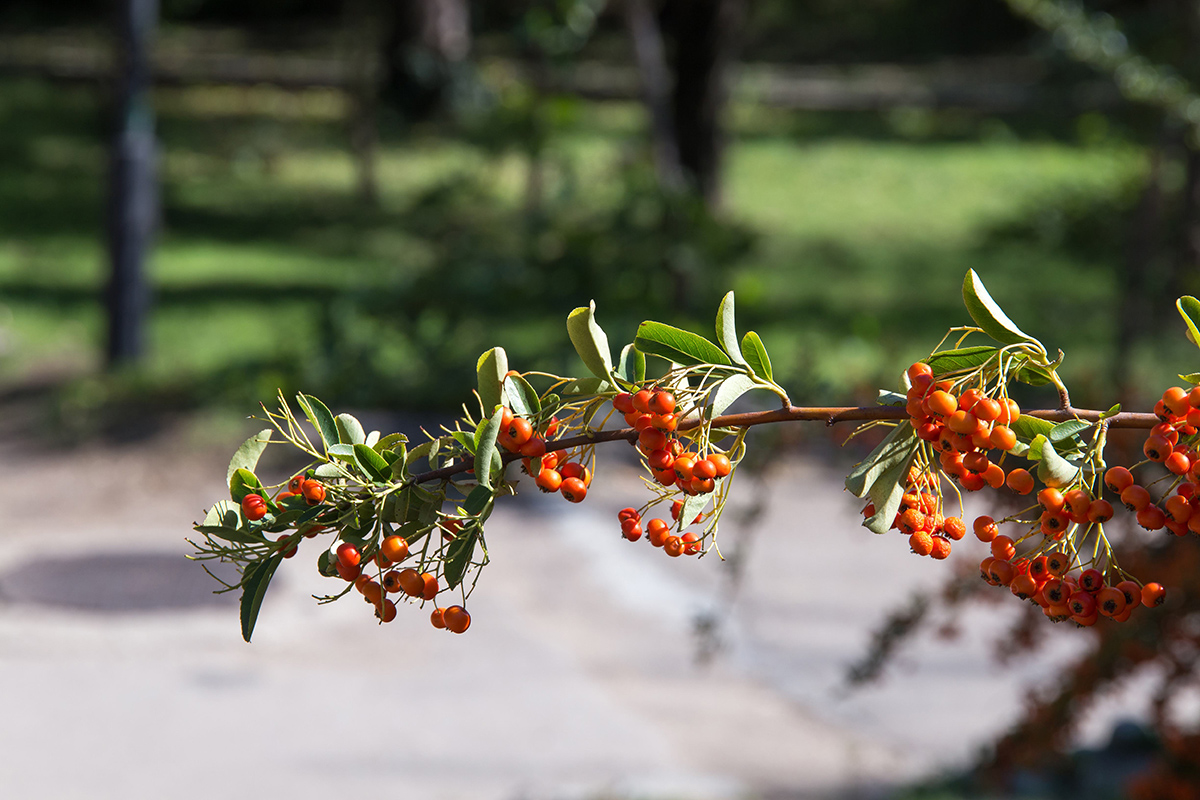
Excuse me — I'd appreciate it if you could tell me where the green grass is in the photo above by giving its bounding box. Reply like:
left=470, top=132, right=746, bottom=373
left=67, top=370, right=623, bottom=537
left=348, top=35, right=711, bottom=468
left=0, top=75, right=1176, bottom=419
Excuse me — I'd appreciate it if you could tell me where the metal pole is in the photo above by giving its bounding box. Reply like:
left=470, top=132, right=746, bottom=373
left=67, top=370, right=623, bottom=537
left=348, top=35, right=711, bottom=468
left=106, top=0, right=158, bottom=366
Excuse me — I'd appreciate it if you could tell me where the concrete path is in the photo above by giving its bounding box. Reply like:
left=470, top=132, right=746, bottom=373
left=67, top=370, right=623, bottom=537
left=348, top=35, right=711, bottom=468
left=0, top=426, right=1109, bottom=799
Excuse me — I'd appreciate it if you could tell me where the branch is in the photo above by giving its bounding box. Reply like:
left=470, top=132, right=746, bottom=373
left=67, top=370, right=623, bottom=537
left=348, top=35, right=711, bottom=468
left=409, top=404, right=1158, bottom=485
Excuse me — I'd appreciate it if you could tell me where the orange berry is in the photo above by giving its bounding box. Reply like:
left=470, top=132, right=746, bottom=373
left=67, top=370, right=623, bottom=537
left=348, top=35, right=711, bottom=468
left=907, top=362, right=933, bottom=382
left=1087, top=499, right=1114, bottom=524
left=421, top=573, right=439, bottom=601
left=1163, top=386, right=1190, bottom=417
left=991, top=535, right=1016, bottom=561
left=430, top=607, right=447, bottom=629
left=535, top=468, right=563, bottom=493
left=1120, top=484, right=1152, bottom=512
left=908, top=531, right=934, bottom=556
left=692, top=459, right=718, bottom=481
left=973, top=515, right=999, bottom=543
left=930, top=536, right=952, bottom=560
left=1141, top=582, right=1166, bottom=607
left=632, top=390, right=653, bottom=414
left=1104, top=466, right=1134, bottom=494
left=1037, top=487, right=1065, bottom=514
left=1144, top=434, right=1172, bottom=462
left=649, top=390, right=676, bottom=415
left=925, top=390, right=957, bottom=417
left=1005, top=468, right=1034, bottom=495
left=1096, top=587, right=1126, bottom=617
left=982, top=463, right=1006, bottom=489
left=664, top=536, right=683, bottom=558
left=1166, top=450, right=1192, bottom=475
left=709, top=453, right=732, bottom=477
left=397, top=568, right=424, bottom=597
left=560, top=477, right=588, bottom=503
left=1136, top=505, right=1166, bottom=531
left=681, top=531, right=702, bottom=555
left=382, top=570, right=403, bottom=594
left=336, top=542, right=361, bottom=569
left=443, top=605, right=472, bottom=633
left=613, top=393, right=635, bottom=414
left=989, top=425, right=1016, bottom=451
left=301, top=479, right=326, bottom=505
left=1010, top=573, right=1038, bottom=600
left=381, top=535, right=409, bottom=564
left=1165, top=494, right=1193, bottom=524
left=942, top=517, right=966, bottom=541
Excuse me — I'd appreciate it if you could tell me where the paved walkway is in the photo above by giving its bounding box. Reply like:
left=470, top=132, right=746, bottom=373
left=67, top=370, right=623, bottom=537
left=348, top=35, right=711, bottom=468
left=0, top=426, right=1106, bottom=799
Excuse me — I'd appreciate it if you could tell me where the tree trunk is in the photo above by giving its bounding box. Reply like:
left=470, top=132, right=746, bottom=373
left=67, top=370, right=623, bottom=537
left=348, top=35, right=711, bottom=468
left=664, top=0, right=744, bottom=209
left=106, top=0, right=158, bottom=367
left=624, top=0, right=685, bottom=192
left=381, top=0, right=470, bottom=123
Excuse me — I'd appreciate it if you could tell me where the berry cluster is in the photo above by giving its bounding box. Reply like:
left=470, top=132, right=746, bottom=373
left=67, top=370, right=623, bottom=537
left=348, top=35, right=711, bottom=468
left=616, top=500, right=705, bottom=557
left=854, top=361, right=1176, bottom=627
left=613, top=388, right=732, bottom=495
left=905, top=362, right=1022, bottom=492
left=500, top=406, right=593, bottom=503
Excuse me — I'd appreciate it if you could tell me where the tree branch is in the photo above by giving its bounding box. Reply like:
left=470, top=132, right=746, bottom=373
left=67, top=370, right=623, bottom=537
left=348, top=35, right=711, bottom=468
left=409, top=404, right=1158, bottom=485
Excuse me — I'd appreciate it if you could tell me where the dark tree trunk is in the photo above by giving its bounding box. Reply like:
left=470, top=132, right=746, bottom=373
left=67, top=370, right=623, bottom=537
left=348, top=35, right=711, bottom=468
left=624, top=0, right=685, bottom=192
left=663, top=0, right=744, bottom=209
left=106, top=0, right=158, bottom=367
left=381, top=0, right=470, bottom=123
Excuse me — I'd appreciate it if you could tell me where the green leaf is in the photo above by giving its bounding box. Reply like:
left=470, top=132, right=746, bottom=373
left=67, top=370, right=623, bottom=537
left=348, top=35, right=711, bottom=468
left=373, top=432, right=408, bottom=454
left=566, top=301, right=614, bottom=381
left=316, top=550, right=337, bottom=578
left=476, top=347, right=508, bottom=417
left=846, top=424, right=918, bottom=500
left=1101, top=403, right=1122, bottom=419
left=474, top=408, right=504, bottom=490
left=1182, top=373, right=1200, bottom=386
left=240, top=554, right=284, bottom=643
left=297, top=393, right=338, bottom=453
left=741, top=331, right=773, bottom=381
left=443, top=524, right=479, bottom=590
left=1177, top=296, right=1200, bottom=349
left=204, top=499, right=243, bottom=529
left=926, top=346, right=998, bottom=376
left=677, top=489, right=713, bottom=533
left=1037, top=440, right=1081, bottom=488
left=864, top=452, right=916, bottom=535
left=708, top=373, right=760, bottom=419
left=451, top=431, right=476, bottom=455
left=353, top=444, right=392, bottom=483
left=364, top=430, right=380, bottom=447
left=314, top=463, right=343, bottom=479
left=335, top=413, right=366, bottom=446
left=1010, top=415, right=1055, bottom=442
left=1049, top=419, right=1091, bottom=443
left=617, top=344, right=646, bottom=385
left=226, top=429, right=273, bottom=486
left=327, top=443, right=356, bottom=462
left=464, top=484, right=493, bottom=516
left=193, top=525, right=265, bottom=545
left=503, top=374, right=541, bottom=419
left=560, top=377, right=613, bottom=396
left=229, top=468, right=263, bottom=503
left=716, top=291, right=748, bottom=366
left=962, top=269, right=1044, bottom=350
left=877, top=390, right=906, bottom=406
left=635, top=320, right=731, bottom=367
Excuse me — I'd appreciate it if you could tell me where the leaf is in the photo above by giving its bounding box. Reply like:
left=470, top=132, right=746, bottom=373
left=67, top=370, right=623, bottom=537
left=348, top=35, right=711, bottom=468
left=204, top=500, right=243, bottom=530
left=1181, top=373, right=1200, bottom=386
left=1037, top=440, right=1081, bottom=489
left=240, top=554, right=283, bottom=643
left=863, top=452, right=917, bottom=535
left=708, top=373, right=760, bottom=419
left=845, top=424, right=918, bottom=499
left=877, top=389, right=906, bottom=406
left=962, top=269, right=1045, bottom=350
left=364, top=430, right=380, bottom=447
left=297, top=393, right=337, bottom=453
left=617, top=344, right=646, bottom=385
left=677, top=489, right=712, bottom=533
left=566, top=301, right=614, bottom=381
left=476, top=347, right=508, bottom=416
left=503, top=374, right=541, bottom=419
left=443, top=524, right=479, bottom=590
left=1177, top=296, right=1200, bottom=349
left=314, top=463, right=343, bottom=479
left=229, top=468, right=263, bottom=503
left=450, top=431, right=476, bottom=455
left=741, top=331, right=773, bottom=381
left=926, top=346, right=997, bottom=376
left=1010, top=415, right=1055, bottom=442
left=193, top=525, right=265, bottom=545
left=373, top=433, right=408, bottom=454
left=326, top=443, right=357, bottom=462
left=1049, top=419, right=1091, bottom=443
left=560, top=377, right=613, bottom=396
left=464, top=484, right=493, bottom=516
left=474, top=408, right=504, bottom=491
left=335, top=413, right=366, bottom=446
left=226, top=429, right=273, bottom=486
left=353, top=444, right=392, bottom=483
left=1100, top=403, right=1122, bottom=419
left=716, top=291, right=748, bottom=366
left=635, top=320, right=732, bottom=367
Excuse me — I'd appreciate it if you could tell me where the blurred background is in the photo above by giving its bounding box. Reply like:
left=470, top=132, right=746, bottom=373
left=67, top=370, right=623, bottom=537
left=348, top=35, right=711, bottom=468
left=4, top=1, right=1200, bottom=798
